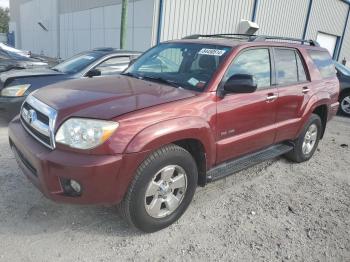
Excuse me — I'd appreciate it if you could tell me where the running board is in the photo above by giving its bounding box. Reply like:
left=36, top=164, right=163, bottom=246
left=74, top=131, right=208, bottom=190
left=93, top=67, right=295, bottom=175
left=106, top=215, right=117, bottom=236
left=207, top=144, right=293, bottom=182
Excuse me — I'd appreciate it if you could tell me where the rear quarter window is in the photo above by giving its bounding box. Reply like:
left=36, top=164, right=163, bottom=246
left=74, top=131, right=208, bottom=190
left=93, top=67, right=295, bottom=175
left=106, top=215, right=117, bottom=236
left=308, top=50, right=336, bottom=78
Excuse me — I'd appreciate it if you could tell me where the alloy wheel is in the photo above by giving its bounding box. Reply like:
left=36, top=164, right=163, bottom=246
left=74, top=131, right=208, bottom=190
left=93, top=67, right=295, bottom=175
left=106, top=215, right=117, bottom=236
left=302, top=124, right=318, bottom=155
left=144, top=165, right=187, bottom=219
left=341, top=95, right=350, bottom=115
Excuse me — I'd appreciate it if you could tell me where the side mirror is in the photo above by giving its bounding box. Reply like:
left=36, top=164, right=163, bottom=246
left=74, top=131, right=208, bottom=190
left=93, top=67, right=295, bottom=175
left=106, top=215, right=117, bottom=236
left=224, top=74, right=257, bottom=94
left=86, top=68, right=101, bottom=78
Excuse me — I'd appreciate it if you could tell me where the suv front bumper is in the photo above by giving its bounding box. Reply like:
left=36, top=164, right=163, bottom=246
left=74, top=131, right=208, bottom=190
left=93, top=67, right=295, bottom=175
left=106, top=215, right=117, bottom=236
left=8, top=117, right=148, bottom=205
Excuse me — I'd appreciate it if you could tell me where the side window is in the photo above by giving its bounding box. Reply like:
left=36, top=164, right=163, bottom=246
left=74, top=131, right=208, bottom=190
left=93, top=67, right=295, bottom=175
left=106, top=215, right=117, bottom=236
left=275, top=48, right=298, bottom=85
left=296, top=52, right=308, bottom=82
left=225, top=48, right=271, bottom=89
left=308, top=50, right=336, bottom=78
left=95, top=56, right=130, bottom=75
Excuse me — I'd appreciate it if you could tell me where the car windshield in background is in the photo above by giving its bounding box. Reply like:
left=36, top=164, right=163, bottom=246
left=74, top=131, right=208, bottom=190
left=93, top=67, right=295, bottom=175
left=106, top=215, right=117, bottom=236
left=0, top=49, right=29, bottom=61
left=124, top=43, right=231, bottom=92
left=334, top=61, right=350, bottom=77
left=53, top=52, right=103, bottom=74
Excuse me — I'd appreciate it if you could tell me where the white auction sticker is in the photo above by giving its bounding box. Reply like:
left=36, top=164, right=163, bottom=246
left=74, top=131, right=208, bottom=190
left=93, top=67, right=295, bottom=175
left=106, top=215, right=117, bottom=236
left=198, top=48, right=226, bottom=56
left=188, top=77, right=200, bottom=86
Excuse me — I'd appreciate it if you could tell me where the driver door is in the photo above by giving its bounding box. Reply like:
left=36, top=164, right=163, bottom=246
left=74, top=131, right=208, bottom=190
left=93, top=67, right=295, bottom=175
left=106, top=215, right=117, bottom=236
left=216, top=48, right=278, bottom=163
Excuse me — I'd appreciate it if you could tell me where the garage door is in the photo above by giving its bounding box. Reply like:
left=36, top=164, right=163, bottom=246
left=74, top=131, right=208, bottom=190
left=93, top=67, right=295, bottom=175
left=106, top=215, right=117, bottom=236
left=316, top=32, right=339, bottom=58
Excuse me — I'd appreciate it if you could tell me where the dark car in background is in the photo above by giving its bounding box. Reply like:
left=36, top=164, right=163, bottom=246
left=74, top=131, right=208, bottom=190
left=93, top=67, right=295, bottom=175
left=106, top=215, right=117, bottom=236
left=335, top=61, right=350, bottom=116
left=0, top=48, right=141, bottom=120
left=0, top=48, right=50, bottom=73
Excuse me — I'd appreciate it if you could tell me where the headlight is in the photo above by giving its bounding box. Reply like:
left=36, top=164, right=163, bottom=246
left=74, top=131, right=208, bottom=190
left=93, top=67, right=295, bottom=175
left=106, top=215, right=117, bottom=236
left=1, top=84, right=31, bottom=97
left=55, top=118, right=119, bottom=150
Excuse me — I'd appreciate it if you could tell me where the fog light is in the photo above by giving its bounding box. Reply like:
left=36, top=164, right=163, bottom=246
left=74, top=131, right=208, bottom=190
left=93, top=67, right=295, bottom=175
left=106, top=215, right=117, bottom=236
left=60, top=178, right=82, bottom=197
left=70, top=180, right=82, bottom=194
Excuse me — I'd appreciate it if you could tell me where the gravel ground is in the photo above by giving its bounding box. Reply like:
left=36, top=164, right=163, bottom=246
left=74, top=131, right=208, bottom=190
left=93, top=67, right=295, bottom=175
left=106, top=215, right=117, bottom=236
left=0, top=116, right=349, bottom=262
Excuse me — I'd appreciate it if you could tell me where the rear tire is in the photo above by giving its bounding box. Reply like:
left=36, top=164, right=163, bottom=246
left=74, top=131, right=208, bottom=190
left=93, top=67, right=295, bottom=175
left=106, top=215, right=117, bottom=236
left=339, top=91, right=350, bottom=116
left=118, top=144, right=198, bottom=233
left=285, top=114, right=322, bottom=163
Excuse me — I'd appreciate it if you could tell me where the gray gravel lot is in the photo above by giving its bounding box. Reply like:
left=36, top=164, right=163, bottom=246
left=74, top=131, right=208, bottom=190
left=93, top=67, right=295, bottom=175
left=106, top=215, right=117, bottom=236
left=0, top=116, right=349, bottom=262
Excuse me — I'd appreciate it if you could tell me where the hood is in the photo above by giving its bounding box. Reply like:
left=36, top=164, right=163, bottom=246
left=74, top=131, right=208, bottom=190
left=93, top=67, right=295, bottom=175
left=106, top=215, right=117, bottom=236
left=34, top=75, right=197, bottom=120
left=0, top=68, right=63, bottom=87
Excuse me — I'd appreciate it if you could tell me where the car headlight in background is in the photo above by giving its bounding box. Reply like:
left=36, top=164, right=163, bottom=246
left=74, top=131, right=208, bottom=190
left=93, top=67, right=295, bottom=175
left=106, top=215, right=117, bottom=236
left=55, top=118, right=119, bottom=150
left=1, top=84, right=31, bottom=97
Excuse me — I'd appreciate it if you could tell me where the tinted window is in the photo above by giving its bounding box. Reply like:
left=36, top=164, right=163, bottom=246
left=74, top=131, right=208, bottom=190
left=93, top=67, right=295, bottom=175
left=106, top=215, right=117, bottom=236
left=296, top=52, right=308, bottom=82
left=275, top=49, right=298, bottom=85
left=95, top=56, right=130, bottom=75
left=308, top=50, right=336, bottom=78
left=225, top=48, right=271, bottom=88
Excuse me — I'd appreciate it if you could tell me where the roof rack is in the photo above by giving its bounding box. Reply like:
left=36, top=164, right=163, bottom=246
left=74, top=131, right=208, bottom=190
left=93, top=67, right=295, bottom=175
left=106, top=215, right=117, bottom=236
left=251, top=35, right=320, bottom=47
left=182, top=34, right=320, bottom=46
left=182, top=33, right=256, bottom=40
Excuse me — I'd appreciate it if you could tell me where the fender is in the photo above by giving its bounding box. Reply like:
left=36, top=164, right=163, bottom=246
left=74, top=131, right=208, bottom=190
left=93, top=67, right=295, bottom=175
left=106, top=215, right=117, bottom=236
left=125, top=116, right=216, bottom=168
left=295, top=91, right=331, bottom=138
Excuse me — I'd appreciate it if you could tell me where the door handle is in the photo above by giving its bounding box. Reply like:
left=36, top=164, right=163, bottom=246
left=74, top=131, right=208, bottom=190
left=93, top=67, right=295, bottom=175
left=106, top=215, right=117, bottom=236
left=266, top=94, right=278, bottom=102
left=302, top=86, right=310, bottom=94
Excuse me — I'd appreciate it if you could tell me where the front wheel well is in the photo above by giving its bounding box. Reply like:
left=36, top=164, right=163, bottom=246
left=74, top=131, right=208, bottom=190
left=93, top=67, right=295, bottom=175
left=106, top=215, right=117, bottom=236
left=173, top=139, right=207, bottom=187
left=312, top=105, right=328, bottom=139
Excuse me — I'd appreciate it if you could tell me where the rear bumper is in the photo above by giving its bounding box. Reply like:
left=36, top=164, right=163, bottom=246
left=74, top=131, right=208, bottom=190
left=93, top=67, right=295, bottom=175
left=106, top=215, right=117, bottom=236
left=8, top=117, right=149, bottom=205
left=0, top=96, right=25, bottom=119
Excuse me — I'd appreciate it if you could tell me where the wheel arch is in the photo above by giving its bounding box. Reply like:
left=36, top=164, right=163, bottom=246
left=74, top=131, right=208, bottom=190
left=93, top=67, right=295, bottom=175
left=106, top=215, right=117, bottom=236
left=296, top=93, right=330, bottom=140
left=125, top=117, right=216, bottom=180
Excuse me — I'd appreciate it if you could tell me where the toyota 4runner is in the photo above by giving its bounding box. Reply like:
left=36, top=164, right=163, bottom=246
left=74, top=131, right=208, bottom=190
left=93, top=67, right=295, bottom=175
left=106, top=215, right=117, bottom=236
left=8, top=34, right=340, bottom=232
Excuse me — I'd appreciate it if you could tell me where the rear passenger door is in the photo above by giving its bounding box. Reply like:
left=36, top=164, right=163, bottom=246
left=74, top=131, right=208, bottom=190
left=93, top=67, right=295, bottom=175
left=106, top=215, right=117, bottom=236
left=273, top=48, right=311, bottom=142
left=216, top=48, right=278, bottom=163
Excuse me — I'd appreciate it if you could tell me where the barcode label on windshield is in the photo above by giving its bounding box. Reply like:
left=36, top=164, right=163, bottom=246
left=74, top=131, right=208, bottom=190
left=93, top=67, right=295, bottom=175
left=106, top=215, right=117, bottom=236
left=198, top=49, right=226, bottom=56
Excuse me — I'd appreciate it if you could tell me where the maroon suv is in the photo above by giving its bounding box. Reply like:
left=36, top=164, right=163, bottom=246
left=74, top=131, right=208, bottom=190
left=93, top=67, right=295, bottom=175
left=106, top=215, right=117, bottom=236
left=9, top=34, right=339, bottom=232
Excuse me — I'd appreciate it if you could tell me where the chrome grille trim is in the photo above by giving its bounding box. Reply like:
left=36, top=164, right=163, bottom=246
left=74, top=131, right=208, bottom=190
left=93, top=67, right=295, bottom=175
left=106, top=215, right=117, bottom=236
left=20, top=95, right=58, bottom=150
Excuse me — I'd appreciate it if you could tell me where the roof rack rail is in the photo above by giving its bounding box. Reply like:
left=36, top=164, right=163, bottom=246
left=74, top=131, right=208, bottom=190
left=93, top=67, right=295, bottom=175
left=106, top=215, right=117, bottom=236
left=250, top=35, right=320, bottom=46
left=182, top=34, right=320, bottom=46
left=182, top=33, right=256, bottom=40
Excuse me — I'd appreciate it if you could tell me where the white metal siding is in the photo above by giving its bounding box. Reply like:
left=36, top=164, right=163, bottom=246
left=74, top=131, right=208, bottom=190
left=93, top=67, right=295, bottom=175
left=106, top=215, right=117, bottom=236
left=255, top=0, right=309, bottom=38
left=60, top=0, right=155, bottom=59
left=306, top=0, right=348, bottom=39
left=59, top=0, right=123, bottom=14
left=20, top=0, right=58, bottom=57
left=160, top=0, right=255, bottom=41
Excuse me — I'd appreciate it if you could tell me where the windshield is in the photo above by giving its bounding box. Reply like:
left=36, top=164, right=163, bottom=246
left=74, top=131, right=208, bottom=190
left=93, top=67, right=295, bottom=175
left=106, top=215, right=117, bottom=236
left=334, top=61, right=350, bottom=77
left=124, top=43, right=231, bottom=92
left=53, top=52, right=103, bottom=74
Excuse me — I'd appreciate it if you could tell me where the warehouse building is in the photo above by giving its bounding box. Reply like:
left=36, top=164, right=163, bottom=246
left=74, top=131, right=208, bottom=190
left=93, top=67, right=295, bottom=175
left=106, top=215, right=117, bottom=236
left=9, top=0, right=350, bottom=63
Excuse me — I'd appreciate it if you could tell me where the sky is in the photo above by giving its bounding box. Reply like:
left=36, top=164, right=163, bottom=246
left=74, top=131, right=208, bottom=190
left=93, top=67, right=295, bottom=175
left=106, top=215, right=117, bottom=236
left=0, top=0, right=9, bottom=8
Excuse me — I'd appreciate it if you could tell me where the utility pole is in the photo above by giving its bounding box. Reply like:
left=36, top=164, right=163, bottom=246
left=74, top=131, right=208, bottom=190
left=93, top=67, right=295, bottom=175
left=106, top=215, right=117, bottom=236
left=120, top=0, right=128, bottom=49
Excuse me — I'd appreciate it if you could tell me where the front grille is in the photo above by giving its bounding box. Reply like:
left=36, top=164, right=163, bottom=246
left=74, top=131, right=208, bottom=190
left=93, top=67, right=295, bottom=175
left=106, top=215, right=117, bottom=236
left=21, top=118, right=51, bottom=145
left=20, top=95, right=57, bottom=149
left=22, top=102, right=49, bottom=125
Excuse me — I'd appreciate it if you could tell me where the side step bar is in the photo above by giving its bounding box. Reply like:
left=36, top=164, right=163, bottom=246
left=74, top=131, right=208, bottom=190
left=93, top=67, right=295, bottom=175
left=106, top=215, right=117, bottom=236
left=207, top=144, right=293, bottom=182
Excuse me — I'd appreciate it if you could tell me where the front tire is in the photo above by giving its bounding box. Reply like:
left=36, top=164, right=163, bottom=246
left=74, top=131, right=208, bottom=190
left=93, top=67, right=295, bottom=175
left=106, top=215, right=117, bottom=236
left=118, top=144, right=198, bottom=233
left=285, top=114, right=322, bottom=163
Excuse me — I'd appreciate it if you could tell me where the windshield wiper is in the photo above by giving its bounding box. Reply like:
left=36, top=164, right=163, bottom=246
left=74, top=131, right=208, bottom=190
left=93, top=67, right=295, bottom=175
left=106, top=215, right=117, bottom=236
left=140, top=75, right=181, bottom=88
left=51, top=68, right=61, bottom=72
